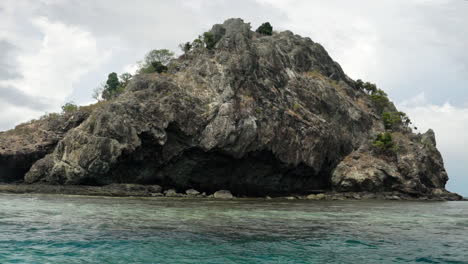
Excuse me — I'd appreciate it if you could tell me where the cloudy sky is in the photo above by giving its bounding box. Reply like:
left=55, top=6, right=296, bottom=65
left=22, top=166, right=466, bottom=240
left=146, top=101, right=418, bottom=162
left=0, top=0, right=467, bottom=195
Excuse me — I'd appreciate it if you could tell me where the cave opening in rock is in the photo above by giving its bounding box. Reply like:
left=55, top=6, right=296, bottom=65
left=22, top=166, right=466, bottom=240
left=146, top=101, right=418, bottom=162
left=0, top=154, right=45, bottom=183
left=106, top=124, right=333, bottom=197
left=154, top=148, right=332, bottom=197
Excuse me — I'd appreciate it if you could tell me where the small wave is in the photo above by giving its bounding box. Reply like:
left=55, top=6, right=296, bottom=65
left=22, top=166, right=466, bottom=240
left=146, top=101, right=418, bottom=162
left=345, top=239, right=378, bottom=249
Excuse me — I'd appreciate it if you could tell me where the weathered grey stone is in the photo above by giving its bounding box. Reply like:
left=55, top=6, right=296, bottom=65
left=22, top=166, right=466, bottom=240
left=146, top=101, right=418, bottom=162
left=148, top=185, right=162, bottom=193
left=316, top=194, right=326, bottom=200
left=0, top=110, right=90, bottom=183
left=186, top=189, right=200, bottom=196
left=213, top=190, right=234, bottom=199
left=306, top=193, right=326, bottom=200
left=164, top=189, right=182, bottom=197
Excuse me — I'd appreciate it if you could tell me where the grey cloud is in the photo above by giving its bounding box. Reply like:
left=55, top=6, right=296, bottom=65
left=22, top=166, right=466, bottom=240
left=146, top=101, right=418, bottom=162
left=279, top=0, right=468, bottom=107
left=48, top=0, right=288, bottom=102
left=37, top=0, right=287, bottom=51
left=0, top=40, right=21, bottom=79
left=0, top=85, right=50, bottom=111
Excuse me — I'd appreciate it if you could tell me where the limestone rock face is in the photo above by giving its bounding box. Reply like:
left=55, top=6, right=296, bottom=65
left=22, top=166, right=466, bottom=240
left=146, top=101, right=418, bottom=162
left=0, top=18, right=459, bottom=199
left=331, top=130, right=450, bottom=196
left=0, top=111, right=89, bottom=182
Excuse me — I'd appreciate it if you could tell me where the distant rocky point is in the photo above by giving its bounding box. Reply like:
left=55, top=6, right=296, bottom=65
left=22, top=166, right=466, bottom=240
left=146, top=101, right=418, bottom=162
left=0, top=18, right=462, bottom=200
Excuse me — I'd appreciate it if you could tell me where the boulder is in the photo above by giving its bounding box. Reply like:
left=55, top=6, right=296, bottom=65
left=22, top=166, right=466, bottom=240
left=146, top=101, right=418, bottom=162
left=213, top=190, right=234, bottom=199
left=164, top=189, right=183, bottom=197
left=185, top=189, right=200, bottom=196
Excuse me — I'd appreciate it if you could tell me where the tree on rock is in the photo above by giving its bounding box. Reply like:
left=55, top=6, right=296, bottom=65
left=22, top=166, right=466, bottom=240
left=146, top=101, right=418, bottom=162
left=256, top=22, right=273, bottom=36
left=179, top=42, right=192, bottom=53
left=102, top=72, right=122, bottom=100
left=119, top=73, right=133, bottom=87
left=61, top=102, right=78, bottom=114
left=203, top=32, right=217, bottom=50
left=145, top=49, right=174, bottom=66
left=139, top=49, right=174, bottom=74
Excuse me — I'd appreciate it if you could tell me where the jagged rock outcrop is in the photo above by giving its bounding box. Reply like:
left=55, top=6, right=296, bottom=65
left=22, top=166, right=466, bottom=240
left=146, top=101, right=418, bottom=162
left=0, top=111, right=89, bottom=182
left=0, top=18, right=461, bottom=199
left=332, top=130, right=449, bottom=194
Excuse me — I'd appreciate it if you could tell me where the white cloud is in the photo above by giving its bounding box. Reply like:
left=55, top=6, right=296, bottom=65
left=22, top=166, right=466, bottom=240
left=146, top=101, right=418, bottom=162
left=0, top=102, right=43, bottom=130
left=254, top=0, right=468, bottom=101
left=122, top=63, right=140, bottom=75
left=399, top=97, right=468, bottom=157
left=0, top=16, right=110, bottom=128
left=1, top=17, right=109, bottom=104
left=253, top=0, right=385, bottom=80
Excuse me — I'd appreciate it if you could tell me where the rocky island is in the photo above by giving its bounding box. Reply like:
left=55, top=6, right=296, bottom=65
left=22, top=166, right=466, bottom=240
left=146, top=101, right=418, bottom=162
left=0, top=18, right=462, bottom=201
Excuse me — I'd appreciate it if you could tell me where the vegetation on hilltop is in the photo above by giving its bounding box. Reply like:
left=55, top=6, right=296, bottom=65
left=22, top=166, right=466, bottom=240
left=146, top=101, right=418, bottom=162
left=256, top=22, right=273, bottom=35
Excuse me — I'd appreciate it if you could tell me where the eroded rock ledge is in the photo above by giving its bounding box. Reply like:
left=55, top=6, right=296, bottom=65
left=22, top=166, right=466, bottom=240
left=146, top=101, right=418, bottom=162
left=0, top=18, right=461, bottom=200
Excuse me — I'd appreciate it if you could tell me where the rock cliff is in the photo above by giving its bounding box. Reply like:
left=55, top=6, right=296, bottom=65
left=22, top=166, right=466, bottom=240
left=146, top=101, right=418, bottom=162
left=0, top=18, right=461, bottom=200
left=0, top=111, right=89, bottom=182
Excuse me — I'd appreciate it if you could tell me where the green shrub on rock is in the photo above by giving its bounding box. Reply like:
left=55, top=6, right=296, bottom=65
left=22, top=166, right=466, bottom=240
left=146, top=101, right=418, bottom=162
left=192, top=37, right=204, bottom=49
left=363, top=82, right=377, bottom=94
left=355, top=79, right=378, bottom=95
left=369, top=89, right=390, bottom=114
left=138, top=49, right=174, bottom=74
left=373, top=132, right=395, bottom=153
left=179, top=42, right=192, bottom=53
left=355, top=79, right=364, bottom=90
left=400, top=112, right=412, bottom=127
left=144, top=49, right=174, bottom=66
left=150, top=61, right=168, bottom=73
left=61, top=102, right=78, bottom=114
left=102, top=72, right=122, bottom=100
left=382, top=112, right=402, bottom=130
left=191, top=31, right=223, bottom=51
left=119, top=73, right=132, bottom=87
left=256, top=22, right=273, bottom=36
left=355, top=78, right=413, bottom=128
left=382, top=111, right=412, bottom=130
left=203, top=32, right=217, bottom=50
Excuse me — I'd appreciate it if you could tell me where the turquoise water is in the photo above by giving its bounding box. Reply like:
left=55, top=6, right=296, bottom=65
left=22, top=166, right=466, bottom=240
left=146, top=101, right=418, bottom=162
left=0, top=194, right=467, bottom=264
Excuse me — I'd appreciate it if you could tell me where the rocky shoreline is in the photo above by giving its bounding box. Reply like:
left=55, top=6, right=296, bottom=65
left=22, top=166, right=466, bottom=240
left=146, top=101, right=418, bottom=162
left=0, top=184, right=464, bottom=201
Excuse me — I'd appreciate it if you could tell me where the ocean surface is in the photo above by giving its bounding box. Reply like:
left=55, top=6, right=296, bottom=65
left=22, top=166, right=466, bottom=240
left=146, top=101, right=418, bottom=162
left=0, top=194, right=467, bottom=264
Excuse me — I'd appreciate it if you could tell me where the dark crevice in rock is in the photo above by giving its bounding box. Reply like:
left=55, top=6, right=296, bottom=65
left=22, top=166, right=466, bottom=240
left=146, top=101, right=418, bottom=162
left=154, top=148, right=332, bottom=196
left=104, top=133, right=165, bottom=186
left=381, top=170, right=401, bottom=192
left=0, top=149, right=53, bottom=183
